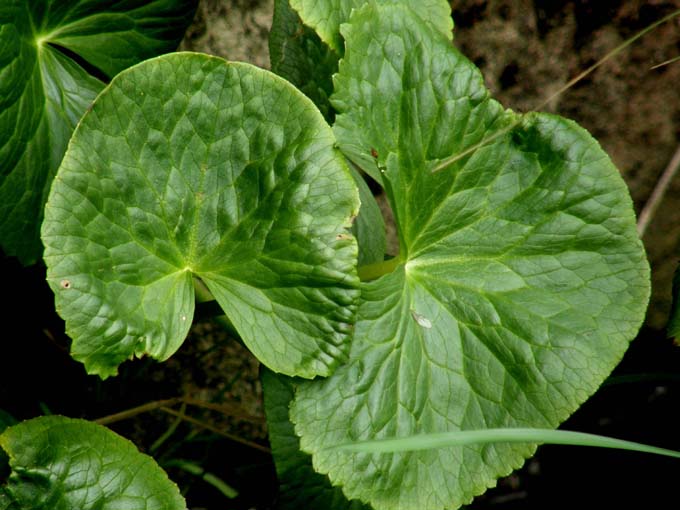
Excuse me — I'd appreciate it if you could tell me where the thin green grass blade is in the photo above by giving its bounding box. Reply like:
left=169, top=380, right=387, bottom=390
left=327, top=428, right=680, bottom=459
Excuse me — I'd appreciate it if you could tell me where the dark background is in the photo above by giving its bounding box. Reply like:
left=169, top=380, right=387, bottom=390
left=3, top=1, right=680, bottom=509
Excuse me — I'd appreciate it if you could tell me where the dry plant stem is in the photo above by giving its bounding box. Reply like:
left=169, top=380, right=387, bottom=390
left=182, top=396, right=264, bottom=424
left=159, top=406, right=271, bottom=454
left=637, top=144, right=680, bottom=238
left=94, top=396, right=264, bottom=425
left=431, top=9, right=680, bottom=175
left=94, top=398, right=183, bottom=425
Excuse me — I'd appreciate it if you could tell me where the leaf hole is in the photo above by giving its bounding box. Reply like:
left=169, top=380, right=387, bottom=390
left=60, top=279, right=71, bottom=289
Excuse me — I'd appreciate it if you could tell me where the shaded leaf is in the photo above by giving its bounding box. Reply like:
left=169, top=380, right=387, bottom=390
left=42, top=53, right=360, bottom=379
left=291, top=5, right=650, bottom=510
left=0, top=0, right=197, bottom=264
left=350, top=166, right=386, bottom=266
left=668, top=263, right=680, bottom=339
left=270, top=0, right=338, bottom=122
left=262, top=369, right=371, bottom=510
left=0, top=416, right=184, bottom=510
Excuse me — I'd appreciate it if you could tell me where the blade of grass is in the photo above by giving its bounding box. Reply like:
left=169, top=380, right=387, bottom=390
left=164, top=459, right=238, bottom=499
left=150, top=402, right=187, bottom=454
left=326, top=428, right=680, bottom=459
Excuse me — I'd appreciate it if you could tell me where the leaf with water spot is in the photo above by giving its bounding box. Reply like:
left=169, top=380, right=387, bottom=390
left=42, top=52, right=360, bottom=379
left=291, top=5, right=650, bottom=509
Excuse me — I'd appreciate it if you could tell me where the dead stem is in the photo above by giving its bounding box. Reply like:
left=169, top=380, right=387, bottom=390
left=637, top=144, right=680, bottom=238
left=159, top=406, right=271, bottom=454
left=432, top=9, right=680, bottom=175
left=94, top=398, right=183, bottom=425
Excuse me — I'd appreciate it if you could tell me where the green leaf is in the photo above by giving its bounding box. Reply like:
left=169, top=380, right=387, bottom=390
left=350, top=166, right=386, bottom=266
left=291, top=5, right=650, bottom=510
left=262, top=368, right=371, bottom=510
left=269, top=0, right=339, bottom=122
left=667, top=263, right=680, bottom=338
left=0, top=0, right=197, bottom=264
left=0, top=411, right=16, bottom=479
left=42, top=52, right=360, bottom=379
left=289, top=0, right=453, bottom=53
left=329, top=427, right=680, bottom=459
left=0, top=416, right=185, bottom=510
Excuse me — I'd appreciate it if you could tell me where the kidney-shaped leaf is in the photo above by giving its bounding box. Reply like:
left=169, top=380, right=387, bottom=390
left=0, top=0, right=197, bottom=264
left=0, top=416, right=185, bottom=510
left=42, top=52, right=360, bottom=379
left=291, top=5, right=650, bottom=510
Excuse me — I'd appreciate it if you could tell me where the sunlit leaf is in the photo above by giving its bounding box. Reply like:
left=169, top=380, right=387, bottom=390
left=291, top=5, right=650, bottom=509
left=42, top=53, right=360, bottom=379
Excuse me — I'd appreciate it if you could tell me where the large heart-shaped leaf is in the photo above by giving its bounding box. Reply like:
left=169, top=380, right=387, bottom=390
left=42, top=52, right=360, bottom=379
left=0, top=0, right=196, bottom=264
left=291, top=5, right=650, bottom=509
left=0, top=416, right=185, bottom=509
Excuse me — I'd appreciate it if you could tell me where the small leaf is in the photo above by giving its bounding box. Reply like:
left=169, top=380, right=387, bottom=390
left=0, top=0, right=197, bottom=264
left=261, top=369, right=371, bottom=510
left=292, top=5, right=650, bottom=510
left=42, top=53, right=360, bottom=379
left=350, top=166, right=386, bottom=266
left=0, top=416, right=185, bottom=510
left=289, top=0, right=453, bottom=52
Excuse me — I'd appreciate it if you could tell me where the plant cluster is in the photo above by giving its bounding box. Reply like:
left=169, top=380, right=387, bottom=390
left=0, top=1, right=675, bottom=509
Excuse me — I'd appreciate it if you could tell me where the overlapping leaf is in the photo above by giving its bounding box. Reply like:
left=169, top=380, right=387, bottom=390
left=262, top=369, right=371, bottom=510
left=0, top=416, right=185, bottom=509
left=0, top=0, right=196, bottom=264
left=291, top=4, right=650, bottom=509
left=289, top=0, right=452, bottom=52
left=42, top=52, right=360, bottom=379
left=270, top=0, right=339, bottom=122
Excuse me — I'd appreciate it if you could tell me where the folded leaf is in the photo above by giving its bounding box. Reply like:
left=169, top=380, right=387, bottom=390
left=0, top=0, right=197, bottom=264
left=0, top=416, right=185, bottom=510
left=42, top=53, right=360, bottom=379
left=291, top=5, right=650, bottom=509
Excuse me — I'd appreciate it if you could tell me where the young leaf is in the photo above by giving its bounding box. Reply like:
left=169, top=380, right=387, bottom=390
left=261, top=369, right=371, bottom=510
left=0, top=416, right=185, bottom=509
left=0, top=0, right=197, bottom=264
left=42, top=52, right=360, bottom=379
left=291, top=5, right=650, bottom=510
left=289, top=0, right=453, bottom=53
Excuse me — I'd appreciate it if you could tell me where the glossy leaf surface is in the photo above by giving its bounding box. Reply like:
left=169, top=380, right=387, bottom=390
left=0, top=0, right=196, bottom=264
left=0, top=416, right=185, bottom=510
left=291, top=5, right=650, bottom=509
left=42, top=53, right=360, bottom=379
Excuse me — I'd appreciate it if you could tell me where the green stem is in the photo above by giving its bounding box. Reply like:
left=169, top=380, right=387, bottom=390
left=358, top=256, right=402, bottom=281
